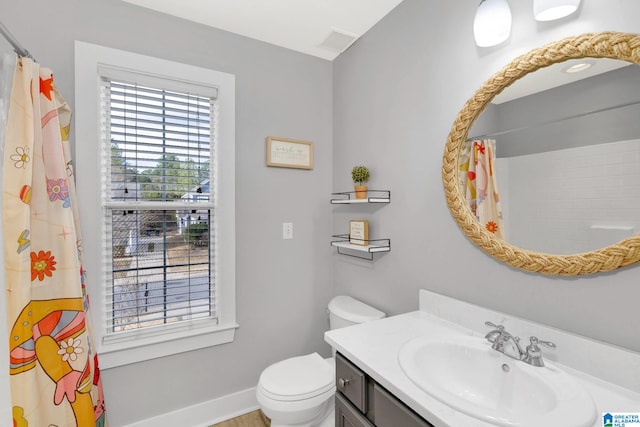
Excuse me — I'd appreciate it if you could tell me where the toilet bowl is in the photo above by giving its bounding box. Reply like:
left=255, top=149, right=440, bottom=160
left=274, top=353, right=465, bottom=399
left=256, top=296, right=384, bottom=427
left=257, top=353, right=335, bottom=427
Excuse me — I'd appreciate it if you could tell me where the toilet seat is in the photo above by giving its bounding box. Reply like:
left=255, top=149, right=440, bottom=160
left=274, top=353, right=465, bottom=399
left=258, top=353, right=334, bottom=402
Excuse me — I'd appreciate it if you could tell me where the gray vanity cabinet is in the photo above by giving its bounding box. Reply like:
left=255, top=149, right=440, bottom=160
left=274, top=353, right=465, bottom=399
left=336, top=393, right=375, bottom=427
left=335, top=353, right=433, bottom=427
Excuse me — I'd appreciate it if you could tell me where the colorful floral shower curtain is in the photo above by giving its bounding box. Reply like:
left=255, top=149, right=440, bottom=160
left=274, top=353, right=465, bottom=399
left=3, top=58, right=106, bottom=426
left=459, top=138, right=505, bottom=239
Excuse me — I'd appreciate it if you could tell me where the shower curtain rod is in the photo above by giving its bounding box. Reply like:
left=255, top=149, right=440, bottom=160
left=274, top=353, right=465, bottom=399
left=467, top=98, right=640, bottom=142
left=0, top=21, right=33, bottom=60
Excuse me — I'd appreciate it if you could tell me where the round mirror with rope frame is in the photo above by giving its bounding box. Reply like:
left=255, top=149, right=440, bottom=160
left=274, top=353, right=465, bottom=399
left=442, top=32, right=640, bottom=275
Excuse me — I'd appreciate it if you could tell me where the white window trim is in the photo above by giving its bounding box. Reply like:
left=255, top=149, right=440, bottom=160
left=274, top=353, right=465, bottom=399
left=74, top=41, right=237, bottom=369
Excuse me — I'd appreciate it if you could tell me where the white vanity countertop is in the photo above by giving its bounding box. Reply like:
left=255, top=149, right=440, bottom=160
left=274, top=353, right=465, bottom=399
left=324, top=294, right=640, bottom=427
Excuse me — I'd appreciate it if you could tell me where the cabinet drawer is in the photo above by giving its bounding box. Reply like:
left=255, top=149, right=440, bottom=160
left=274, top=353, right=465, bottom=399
left=335, top=392, right=375, bottom=427
left=371, top=383, right=433, bottom=427
left=335, top=353, right=367, bottom=412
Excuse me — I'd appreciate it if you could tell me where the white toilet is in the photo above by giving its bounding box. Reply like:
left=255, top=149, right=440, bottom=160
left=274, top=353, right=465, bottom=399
left=256, top=296, right=385, bottom=427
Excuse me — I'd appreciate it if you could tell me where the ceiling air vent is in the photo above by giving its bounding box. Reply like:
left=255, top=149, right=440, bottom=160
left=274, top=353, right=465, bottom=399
left=319, top=28, right=359, bottom=53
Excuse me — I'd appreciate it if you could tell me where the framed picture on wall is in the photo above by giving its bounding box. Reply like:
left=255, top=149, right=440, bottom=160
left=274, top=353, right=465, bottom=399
left=266, top=136, right=313, bottom=170
left=349, top=220, right=369, bottom=246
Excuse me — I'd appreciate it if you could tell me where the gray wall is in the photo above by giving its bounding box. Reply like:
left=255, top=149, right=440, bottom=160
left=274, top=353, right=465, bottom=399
left=333, top=0, right=640, bottom=355
left=472, top=65, right=640, bottom=157
left=2, top=1, right=333, bottom=425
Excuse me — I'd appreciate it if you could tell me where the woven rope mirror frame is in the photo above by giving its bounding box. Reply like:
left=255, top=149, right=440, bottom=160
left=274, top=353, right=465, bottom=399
left=442, top=32, right=640, bottom=276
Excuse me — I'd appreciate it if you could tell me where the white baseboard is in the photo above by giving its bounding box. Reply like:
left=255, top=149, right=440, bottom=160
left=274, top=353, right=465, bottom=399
left=122, top=387, right=259, bottom=427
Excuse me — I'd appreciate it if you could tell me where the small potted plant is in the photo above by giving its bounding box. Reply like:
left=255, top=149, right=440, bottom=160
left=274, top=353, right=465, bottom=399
left=351, top=165, right=370, bottom=199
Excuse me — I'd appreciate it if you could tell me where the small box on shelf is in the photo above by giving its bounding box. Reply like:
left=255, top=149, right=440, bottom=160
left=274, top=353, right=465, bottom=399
left=349, top=220, right=369, bottom=246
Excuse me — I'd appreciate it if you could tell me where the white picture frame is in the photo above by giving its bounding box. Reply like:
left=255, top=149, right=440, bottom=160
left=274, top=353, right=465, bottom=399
left=266, top=136, right=313, bottom=170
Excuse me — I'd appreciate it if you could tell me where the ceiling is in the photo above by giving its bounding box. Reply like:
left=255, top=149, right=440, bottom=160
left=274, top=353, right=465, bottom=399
left=120, top=1, right=632, bottom=98
left=122, top=0, right=405, bottom=61
left=493, top=58, right=631, bottom=104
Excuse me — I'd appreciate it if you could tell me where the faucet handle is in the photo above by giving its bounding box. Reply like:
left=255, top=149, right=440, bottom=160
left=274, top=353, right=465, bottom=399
left=530, top=336, right=556, bottom=349
left=523, top=336, right=556, bottom=367
left=484, top=321, right=505, bottom=344
left=484, top=321, right=504, bottom=331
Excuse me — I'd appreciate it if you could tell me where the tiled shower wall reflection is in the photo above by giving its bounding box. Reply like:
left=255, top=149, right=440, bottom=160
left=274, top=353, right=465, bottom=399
left=496, top=139, right=640, bottom=254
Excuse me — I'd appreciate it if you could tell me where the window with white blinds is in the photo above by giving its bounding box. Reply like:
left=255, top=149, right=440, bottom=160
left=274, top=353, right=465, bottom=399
left=76, top=42, right=236, bottom=367
left=100, top=75, right=218, bottom=333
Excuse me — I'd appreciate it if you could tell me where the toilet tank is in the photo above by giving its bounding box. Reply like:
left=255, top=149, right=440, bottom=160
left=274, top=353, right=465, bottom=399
left=328, top=296, right=385, bottom=330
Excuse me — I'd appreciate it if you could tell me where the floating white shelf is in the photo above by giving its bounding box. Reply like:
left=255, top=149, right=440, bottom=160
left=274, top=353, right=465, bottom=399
left=330, top=235, right=391, bottom=260
left=330, top=190, right=390, bottom=260
left=330, top=241, right=391, bottom=253
left=330, top=190, right=390, bottom=204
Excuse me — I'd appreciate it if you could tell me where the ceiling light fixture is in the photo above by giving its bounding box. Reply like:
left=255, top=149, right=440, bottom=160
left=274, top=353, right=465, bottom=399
left=563, top=60, right=594, bottom=74
left=533, top=0, right=581, bottom=21
left=473, top=0, right=512, bottom=48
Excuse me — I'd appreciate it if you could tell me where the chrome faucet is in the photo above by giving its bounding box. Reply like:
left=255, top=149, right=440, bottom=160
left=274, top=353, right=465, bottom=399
left=484, top=322, right=556, bottom=367
left=484, top=321, right=505, bottom=343
left=484, top=321, right=524, bottom=360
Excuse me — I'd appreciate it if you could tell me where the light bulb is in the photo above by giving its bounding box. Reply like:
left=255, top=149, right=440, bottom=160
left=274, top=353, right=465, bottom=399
left=474, top=0, right=512, bottom=48
left=534, top=0, right=581, bottom=21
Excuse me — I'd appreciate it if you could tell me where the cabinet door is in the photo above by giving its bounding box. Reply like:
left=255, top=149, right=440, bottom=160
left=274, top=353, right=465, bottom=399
left=336, top=393, right=375, bottom=427
left=371, top=383, right=433, bottom=427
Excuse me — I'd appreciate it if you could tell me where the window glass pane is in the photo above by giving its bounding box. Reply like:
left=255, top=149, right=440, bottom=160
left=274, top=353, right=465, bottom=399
left=109, top=208, right=212, bottom=332
left=109, top=81, right=211, bottom=202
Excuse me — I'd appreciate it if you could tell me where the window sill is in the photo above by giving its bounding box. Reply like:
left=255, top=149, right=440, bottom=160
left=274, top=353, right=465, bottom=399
left=99, top=320, right=239, bottom=369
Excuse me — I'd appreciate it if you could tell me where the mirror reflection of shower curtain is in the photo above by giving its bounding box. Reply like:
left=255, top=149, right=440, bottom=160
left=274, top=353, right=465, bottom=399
left=459, top=138, right=505, bottom=239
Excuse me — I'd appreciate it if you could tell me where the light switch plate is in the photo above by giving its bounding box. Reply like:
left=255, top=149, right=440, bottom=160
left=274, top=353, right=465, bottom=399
left=283, top=222, right=293, bottom=240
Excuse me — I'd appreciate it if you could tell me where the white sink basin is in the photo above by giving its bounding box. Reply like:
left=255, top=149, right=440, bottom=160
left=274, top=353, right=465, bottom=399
left=398, top=335, right=596, bottom=427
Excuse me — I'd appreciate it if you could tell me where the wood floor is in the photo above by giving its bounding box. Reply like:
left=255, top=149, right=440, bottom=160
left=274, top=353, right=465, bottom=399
left=211, top=410, right=270, bottom=427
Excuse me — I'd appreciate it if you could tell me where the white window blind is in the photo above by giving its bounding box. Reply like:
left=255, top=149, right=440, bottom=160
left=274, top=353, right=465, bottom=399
left=100, top=74, right=219, bottom=334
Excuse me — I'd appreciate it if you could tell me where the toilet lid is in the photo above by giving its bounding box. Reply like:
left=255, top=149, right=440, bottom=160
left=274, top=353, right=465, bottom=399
left=258, top=353, right=334, bottom=401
